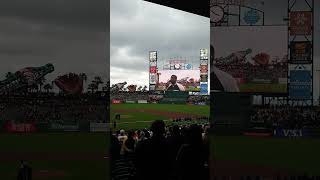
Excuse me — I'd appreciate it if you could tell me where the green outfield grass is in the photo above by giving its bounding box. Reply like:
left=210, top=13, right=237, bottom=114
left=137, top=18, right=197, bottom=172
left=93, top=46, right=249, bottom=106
left=210, top=135, right=320, bottom=175
left=111, top=103, right=210, bottom=115
left=0, top=133, right=108, bottom=152
left=0, top=133, right=109, bottom=180
left=110, top=103, right=210, bottom=131
left=0, top=160, right=108, bottom=180
left=1, top=103, right=319, bottom=178
left=1, top=131, right=319, bottom=179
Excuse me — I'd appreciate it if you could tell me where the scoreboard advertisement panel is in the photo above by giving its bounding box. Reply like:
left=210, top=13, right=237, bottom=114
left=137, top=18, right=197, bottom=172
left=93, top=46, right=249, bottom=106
left=289, top=70, right=312, bottom=99
left=290, top=41, right=312, bottom=63
left=290, top=11, right=312, bottom=36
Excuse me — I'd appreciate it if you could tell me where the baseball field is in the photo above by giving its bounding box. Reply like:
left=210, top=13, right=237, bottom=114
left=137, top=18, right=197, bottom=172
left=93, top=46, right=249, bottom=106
left=210, top=135, right=320, bottom=178
left=1, top=103, right=319, bottom=179
left=110, top=103, right=210, bottom=130
left=0, top=133, right=109, bottom=180
left=110, top=103, right=320, bottom=177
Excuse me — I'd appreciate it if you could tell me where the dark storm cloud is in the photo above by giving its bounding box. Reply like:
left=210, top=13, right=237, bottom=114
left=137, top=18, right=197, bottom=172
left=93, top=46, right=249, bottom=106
left=0, top=0, right=109, bottom=92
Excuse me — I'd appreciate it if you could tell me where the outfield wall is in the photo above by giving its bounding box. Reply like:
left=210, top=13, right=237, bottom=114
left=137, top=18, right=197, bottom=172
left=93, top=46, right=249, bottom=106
left=0, top=121, right=109, bottom=133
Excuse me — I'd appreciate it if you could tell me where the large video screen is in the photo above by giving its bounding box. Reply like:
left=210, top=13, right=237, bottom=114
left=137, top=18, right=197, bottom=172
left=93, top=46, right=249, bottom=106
left=156, top=70, right=200, bottom=92
left=211, top=26, right=288, bottom=93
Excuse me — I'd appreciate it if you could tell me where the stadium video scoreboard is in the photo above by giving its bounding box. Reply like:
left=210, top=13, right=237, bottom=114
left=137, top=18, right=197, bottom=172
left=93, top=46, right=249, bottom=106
left=148, top=49, right=209, bottom=95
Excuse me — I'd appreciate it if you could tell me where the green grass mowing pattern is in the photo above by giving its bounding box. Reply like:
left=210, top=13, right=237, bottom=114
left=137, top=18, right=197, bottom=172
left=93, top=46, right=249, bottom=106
left=0, top=133, right=108, bottom=153
left=210, top=136, right=320, bottom=175
left=110, top=103, right=209, bottom=130
left=110, top=111, right=168, bottom=122
left=239, top=83, right=287, bottom=93
left=0, top=160, right=109, bottom=180
left=111, top=103, right=210, bottom=116
left=110, top=111, right=168, bottom=131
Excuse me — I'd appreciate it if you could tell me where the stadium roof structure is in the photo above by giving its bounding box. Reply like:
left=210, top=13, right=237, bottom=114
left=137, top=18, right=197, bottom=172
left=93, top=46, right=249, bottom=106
left=143, top=0, right=210, bottom=18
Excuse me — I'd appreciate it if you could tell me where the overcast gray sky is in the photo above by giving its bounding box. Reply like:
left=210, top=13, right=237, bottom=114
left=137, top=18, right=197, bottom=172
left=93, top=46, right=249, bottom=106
left=110, top=0, right=210, bottom=87
left=0, top=0, right=109, bottom=91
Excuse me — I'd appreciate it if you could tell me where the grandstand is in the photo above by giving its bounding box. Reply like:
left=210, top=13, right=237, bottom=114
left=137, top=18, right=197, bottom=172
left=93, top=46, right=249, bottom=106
left=0, top=64, right=109, bottom=179
left=110, top=82, right=210, bottom=179
left=110, top=77, right=210, bottom=180
left=110, top=91, right=149, bottom=103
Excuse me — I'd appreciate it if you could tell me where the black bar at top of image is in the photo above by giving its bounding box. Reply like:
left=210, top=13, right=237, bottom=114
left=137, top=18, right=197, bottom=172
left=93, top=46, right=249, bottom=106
left=143, top=0, right=210, bottom=18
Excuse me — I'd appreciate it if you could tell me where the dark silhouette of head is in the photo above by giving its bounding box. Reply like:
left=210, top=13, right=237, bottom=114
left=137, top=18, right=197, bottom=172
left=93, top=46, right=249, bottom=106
left=151, top=120, right=166, bottom=137
left=172, top=125, right=180, bottom=136
left=170, top=75, right=177, bottom=84
left=127, top=130, right=135, bottom=139
left=186, top=124, right=203, bottom=145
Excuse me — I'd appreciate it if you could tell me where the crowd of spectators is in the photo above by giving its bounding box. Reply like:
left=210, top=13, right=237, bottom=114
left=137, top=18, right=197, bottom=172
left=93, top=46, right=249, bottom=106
left=172, top=116, right=209, bottom=124
left=215, top=61, right=287, bottom=83
left=250, top=105, right=320, bottom=129
left=148, top=94, right=164, bottom=103
left=0, top=95, right=107, bottom=126
left=111, top=91, right=210, bottom=105
left=111, top=92, right=149, bottom=102
left=111, top=120, right=210, bottom=180
left=187, top=95, right=210, bottom=105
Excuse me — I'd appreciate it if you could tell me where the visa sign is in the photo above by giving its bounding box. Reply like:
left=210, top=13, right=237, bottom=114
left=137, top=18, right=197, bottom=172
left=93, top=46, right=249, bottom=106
left=274, top=129, right=304, bottom=137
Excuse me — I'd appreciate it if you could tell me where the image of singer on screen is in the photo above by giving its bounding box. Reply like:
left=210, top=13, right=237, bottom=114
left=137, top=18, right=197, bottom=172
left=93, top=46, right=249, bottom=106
left=166, top=75, right=185, bottom=91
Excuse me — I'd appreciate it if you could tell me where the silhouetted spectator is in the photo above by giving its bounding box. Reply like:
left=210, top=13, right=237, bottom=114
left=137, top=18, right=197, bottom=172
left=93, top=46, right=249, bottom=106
left=123, top=130, right=136, bottom=155
left=17, top=160, right=32, bottom=180
left=176, top=125, right=207, bottom=180
left=111, top=134, right=121, bottom=165
left=135, top=120, right=170, bottom=180
left=167, top=125, right=184, bottom=178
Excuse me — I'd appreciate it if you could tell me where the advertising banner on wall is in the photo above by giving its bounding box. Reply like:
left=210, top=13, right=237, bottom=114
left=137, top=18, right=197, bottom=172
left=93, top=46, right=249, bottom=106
left=138, top=100, right=148, bottom=104
left=126, top=101, right=135, bottom=104
left=273, top=129, right=305, bottom=137
left=290, top=11, right=312, bottom=35
left=4, top=121, right=37, bottom=133
left=289, top=70, right=311, bottom=99
left=90, top=123, right=108, bottom=132
left=112, top=99, right=122, bottom=104
left=290, top=41, right=312, bottom=63
left=49, top=123, right=79, bottom=132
